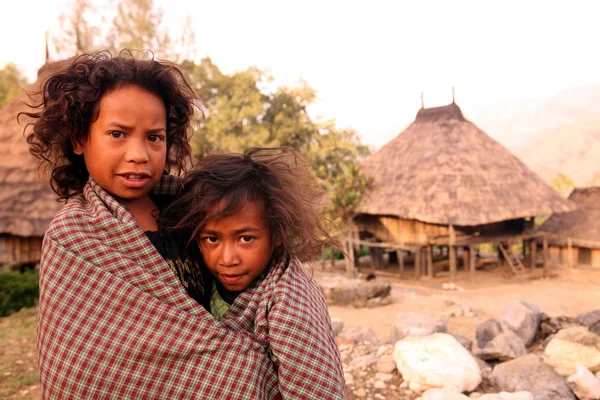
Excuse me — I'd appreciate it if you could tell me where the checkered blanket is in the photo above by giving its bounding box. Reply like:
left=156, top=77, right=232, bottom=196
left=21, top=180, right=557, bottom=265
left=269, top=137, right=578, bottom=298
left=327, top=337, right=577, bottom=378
left=37, top=177, right=346, bottom=399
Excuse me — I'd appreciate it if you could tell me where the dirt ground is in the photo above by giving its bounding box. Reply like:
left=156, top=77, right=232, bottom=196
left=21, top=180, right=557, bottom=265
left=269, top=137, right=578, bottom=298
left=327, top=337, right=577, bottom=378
left=2, top=261, right=600, bottom=398
left=322, top=258, right=600, bottom=343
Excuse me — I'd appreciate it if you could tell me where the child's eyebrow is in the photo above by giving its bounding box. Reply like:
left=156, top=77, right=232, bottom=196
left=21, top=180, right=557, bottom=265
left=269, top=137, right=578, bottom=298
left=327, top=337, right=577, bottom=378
left=201, top=227, right=263, bottom=235
left=108, top=122, right=166, bottom=133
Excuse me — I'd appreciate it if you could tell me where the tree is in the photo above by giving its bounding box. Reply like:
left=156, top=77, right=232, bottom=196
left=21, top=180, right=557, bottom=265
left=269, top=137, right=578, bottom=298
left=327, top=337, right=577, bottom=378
left=52, top=0, right=100, bottom=57
left=0, top=63, right=28, bottom=108
left=550, top=172, right=575, bottom=197
left=186, top=60, right=372, bottom=239
left=52, top=0, right=173, bottom=59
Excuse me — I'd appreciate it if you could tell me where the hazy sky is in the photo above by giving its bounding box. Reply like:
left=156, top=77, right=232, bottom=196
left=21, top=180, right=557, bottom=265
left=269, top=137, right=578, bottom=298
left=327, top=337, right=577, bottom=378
left=2, top=0, right=599, bottom=148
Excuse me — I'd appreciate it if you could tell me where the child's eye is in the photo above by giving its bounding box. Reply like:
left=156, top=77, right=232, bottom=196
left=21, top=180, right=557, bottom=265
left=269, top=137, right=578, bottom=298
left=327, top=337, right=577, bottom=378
left=203, top=236, right=219, bottom=244
left=109, top=131, right=124, bottom=138
left=148, top=135, right=165, bottom=143
left=240, top=236, right=254, bottom=243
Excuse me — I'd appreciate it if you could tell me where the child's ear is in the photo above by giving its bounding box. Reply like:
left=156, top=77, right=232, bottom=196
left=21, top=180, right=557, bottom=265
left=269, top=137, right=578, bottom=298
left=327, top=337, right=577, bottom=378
left=71, top=137, right=85, bottom=155
left=273, top=235, right=282, bottom=247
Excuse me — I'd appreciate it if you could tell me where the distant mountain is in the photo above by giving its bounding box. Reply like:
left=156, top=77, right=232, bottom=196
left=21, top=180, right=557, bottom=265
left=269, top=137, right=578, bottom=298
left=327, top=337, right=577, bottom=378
left=465, top=84, right=600, bottom=186
left=514, top=119, right=600, bottom=186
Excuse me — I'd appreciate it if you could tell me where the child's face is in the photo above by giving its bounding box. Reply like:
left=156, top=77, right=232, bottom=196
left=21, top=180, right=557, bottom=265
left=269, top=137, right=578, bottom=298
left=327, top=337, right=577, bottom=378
left=199, top=199, right=277, bottom=292
left=73, top=84, right=167, bottom=211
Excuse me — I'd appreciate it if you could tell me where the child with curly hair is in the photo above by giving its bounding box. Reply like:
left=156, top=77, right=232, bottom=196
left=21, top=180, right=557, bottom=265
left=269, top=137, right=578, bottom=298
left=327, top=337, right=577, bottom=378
left=161, top=147, right=346, bottom=398
left=25, top=51, right=294, bottom=399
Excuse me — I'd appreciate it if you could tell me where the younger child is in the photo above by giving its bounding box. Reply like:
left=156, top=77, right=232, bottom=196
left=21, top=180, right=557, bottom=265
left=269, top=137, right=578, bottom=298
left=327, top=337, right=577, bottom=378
left=162, top=147, right=347, bottom=398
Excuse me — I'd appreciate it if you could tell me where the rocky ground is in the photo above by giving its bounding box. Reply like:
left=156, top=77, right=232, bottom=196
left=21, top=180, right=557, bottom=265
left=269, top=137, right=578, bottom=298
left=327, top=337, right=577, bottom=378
left=316, top=265, right=600, bottom=400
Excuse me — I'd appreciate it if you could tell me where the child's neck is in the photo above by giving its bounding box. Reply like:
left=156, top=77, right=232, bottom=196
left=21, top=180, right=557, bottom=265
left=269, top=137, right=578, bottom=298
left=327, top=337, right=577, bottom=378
left=120, top=194, right=160, bottom=231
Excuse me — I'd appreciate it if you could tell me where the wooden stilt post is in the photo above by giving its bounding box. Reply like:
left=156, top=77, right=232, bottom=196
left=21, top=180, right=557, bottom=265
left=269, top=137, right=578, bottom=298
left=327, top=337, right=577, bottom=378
left=529, top=239, right=537, bottom=269
left=415, top=247, right=422, bottom=279
left=543, top=235, right=549, bottom=276
left=330, top=246, right=335, bottom=269
left=462, top=246, right=469, bottom=271
left=398, top=250, right=404, bottom=278
left=469, top=244, right=476, bottom=282
left=321, top=246, right=327, bottom=270
left=449, top=225, right=457, bottom=282
left=567, top=237, right=574, bottom=269
left=427, top=245, right=433, bottom=278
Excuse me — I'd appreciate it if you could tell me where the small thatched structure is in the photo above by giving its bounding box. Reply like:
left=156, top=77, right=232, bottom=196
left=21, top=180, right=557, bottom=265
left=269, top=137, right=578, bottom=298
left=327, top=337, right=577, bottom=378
left=537, top=187, right=600, bottom=268
left=353, top=101, right=575, bottom=280
left=0, top=61, right=69, bottom=265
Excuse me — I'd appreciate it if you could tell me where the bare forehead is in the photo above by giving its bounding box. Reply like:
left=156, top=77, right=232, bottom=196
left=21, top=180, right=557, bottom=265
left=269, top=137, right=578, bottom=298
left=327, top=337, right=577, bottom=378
left=96, top=85, right=166, bottom=120
left=204, top=199, right=268, bottom=230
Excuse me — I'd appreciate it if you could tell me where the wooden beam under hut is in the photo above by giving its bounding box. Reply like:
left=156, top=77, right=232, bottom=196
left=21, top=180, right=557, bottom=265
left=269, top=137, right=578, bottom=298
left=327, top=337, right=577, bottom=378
left=469, top=244, right=476, bottom=282
left=397, top=249, right=404, bottom=278
left=529, top=239, right=537, bottom=269
left=543, top=236, right=549, bottom=275
left=449, top=225, right=457, bottom=282
left=426, top=246, right=433, bottom=278
left=415, top=247, right=422, bottom=279
left=567, top=237, right=574, bottom=269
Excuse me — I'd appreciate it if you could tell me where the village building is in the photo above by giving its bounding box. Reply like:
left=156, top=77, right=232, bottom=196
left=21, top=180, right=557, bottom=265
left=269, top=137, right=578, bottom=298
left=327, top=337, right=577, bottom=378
left=352, top=99, right=575, bottom=281
left=537, top=187, right=600, bottom=268
left=0, top=62, right=66, bottom=267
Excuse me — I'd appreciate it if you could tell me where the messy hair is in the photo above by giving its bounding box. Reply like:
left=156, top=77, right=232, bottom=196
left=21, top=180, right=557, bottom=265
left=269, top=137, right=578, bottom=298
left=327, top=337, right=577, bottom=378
left=23, top=50, right=202, bottom=201
left=161, top=147, right=334, bottom=262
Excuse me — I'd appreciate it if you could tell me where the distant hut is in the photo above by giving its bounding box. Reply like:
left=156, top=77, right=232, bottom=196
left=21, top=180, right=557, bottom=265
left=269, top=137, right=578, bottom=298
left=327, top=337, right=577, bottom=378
left=537, top=187, right=600, bottom=268
left=353, top=100, right=575, bottom=280
left=0, top=61, right=68, bottom=266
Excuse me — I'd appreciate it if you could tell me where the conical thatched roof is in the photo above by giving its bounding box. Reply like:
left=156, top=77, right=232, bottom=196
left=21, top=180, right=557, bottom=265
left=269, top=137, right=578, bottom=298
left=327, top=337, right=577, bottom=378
left=358, top=102, right=575, bottom=226
left=0, top=61, right=71, bottom=237
left=538, top=187, right=600, bottom=244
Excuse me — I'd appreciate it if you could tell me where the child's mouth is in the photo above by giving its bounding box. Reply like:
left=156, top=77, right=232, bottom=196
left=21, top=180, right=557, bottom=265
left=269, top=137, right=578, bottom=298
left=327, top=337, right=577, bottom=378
left=118, top=174, right=151, bottom=188
left=219, top=274, right=245, bottom=286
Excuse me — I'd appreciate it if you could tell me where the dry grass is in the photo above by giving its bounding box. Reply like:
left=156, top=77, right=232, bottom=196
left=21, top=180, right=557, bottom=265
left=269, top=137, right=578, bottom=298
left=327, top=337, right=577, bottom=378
left=0, top=307, right=40, bottom=399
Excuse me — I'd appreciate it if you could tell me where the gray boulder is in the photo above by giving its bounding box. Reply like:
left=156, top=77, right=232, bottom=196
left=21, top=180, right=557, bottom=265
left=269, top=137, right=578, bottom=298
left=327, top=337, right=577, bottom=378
left=389, top=312, right=447, bottom=342
left=492, top=354, right=576, bottom=400
left=331, top=317, right=344, bottom=336
left=477, top=330, right=527, bottom=361
left=450, top=333, right=473, bottom=351
left=477, top=318, right=504, bottom=349
left=337, top=326, right=381, bottom=344
left=501, top=301, right=541, bottom=346
left=578, top=310, right=600, bottom=336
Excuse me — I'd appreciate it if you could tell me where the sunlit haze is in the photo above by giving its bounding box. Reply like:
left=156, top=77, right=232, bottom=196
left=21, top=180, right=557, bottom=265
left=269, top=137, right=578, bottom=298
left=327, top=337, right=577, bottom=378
left=2, top=0, right=599, bottom=149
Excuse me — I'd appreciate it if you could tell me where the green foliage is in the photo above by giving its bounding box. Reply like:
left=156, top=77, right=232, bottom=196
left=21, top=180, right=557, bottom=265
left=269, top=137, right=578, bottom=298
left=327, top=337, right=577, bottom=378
left=52, top=0, right=373, bottom=232
left=0, top=63, right=28, bottom=108
left=0, top=271, right=39, bottom=317
left=550, top=172, right=575, bottom=197
left=186, top=59, right=372, bottom=232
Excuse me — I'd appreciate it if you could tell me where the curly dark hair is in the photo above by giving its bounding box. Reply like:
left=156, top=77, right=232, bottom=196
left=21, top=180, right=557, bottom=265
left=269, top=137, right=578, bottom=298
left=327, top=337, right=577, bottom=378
left=160, top=147, right=334, bottom=262
left=23, top=50, right=202, bottom=201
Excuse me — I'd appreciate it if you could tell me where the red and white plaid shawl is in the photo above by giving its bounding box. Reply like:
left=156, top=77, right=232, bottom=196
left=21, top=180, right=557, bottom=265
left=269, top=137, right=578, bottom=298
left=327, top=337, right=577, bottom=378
left=37, top=177, right=346, bottom=399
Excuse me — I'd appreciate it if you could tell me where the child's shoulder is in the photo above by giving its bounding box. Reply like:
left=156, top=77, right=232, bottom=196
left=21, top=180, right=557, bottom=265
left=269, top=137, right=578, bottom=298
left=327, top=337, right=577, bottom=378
left=273, top=259, right=320, bottom=299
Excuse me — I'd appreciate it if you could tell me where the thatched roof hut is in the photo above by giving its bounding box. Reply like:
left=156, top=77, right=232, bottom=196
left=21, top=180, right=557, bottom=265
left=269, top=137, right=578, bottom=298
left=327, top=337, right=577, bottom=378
left=0, top=61, right=68, bottom=265
left=359, top=102, right=574, bottom=226
left=537, top=187, right=600, bottom=267
left=352, top=101, right=576, bottom=279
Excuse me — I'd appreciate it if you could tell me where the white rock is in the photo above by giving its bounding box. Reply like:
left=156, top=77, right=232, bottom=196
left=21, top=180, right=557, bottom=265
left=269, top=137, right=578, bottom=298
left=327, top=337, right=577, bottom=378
left=344, top=372, right=354, bottom=385
left=544, top=326, right=600, bottom=376
left=400, top=381, right=408, bottom=389
left=390, top=312, right=448, bottom=342
left=566, top=365, right=600, bottom=399
left=354, top=387, right=366, bottom=398
left=421, top=388, right=470, bottom=400
left=375, top=373, right=393, bottom=382
left=470, top=393, right=482, bottom=398
left=479, top=392, right=534, bottom=400
left=392, top=333, right=481, bottom=394
left=374, top=380, right=386, bottom=389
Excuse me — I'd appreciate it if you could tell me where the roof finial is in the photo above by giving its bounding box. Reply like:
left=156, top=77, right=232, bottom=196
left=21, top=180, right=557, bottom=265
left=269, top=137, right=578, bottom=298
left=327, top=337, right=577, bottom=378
left=421, top=92, right=424, bottom=109
left=452, top=86, right=455, bottom=104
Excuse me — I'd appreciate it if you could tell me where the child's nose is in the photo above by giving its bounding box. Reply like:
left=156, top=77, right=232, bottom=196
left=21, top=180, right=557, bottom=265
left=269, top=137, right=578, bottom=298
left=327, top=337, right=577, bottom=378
left=125, top=139, right=149, bottom=163
left=220, top=242, right=240, bottom=267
